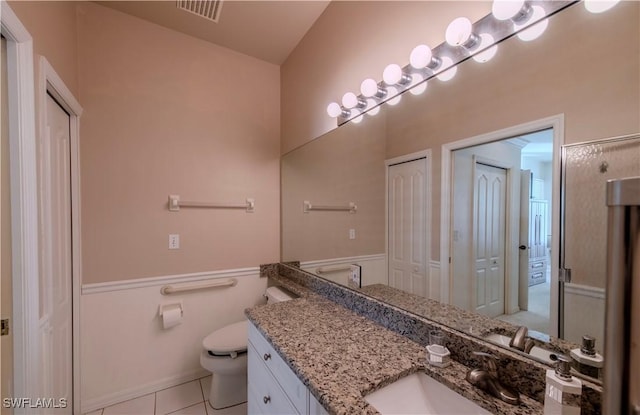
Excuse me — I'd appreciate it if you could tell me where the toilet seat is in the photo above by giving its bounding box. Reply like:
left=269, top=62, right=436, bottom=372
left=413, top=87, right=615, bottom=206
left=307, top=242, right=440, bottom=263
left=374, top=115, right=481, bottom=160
left=202, top=320, right=248, bottom=357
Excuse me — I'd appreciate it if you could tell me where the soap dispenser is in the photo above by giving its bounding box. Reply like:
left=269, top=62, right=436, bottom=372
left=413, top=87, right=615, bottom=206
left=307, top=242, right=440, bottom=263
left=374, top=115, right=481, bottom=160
left=569, top=335, right=603, bottom=378
left=544, top=354, right=582, bottom=415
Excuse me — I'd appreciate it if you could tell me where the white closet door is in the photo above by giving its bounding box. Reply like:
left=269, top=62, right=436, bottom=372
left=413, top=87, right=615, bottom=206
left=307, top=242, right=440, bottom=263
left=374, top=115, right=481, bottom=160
left=388, top=159, right=427, bottom=297
left=41, top=93, right=73, bottom=413
left=473, top=163, right=507, bottom=318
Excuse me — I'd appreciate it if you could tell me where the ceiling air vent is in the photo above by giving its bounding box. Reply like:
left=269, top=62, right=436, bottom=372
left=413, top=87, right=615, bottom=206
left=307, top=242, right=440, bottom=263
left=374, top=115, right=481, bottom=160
left=176, top=0, right=223, bottom=23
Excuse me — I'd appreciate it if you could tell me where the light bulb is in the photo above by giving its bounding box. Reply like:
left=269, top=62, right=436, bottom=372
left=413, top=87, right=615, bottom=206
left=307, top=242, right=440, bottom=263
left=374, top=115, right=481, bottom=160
left=584, top=0, right=619, bottom=13
left=384, top=86, right=401, bottom=106
left=410, top=44, right=433, bottom=69
left=326, top=102, right=342, bottom=118
left=360, top=79, right=378, bottom=98
left=473, top=33, right=498, bottom=63
left=411, top=82, right=428, bottom=96
left=436, top=57, right=457, bottom=82
left=387, top=95, right=402, bottom=106
left=383, top=64, right=403, bottom=85
left=515, top=5, right=547, bottom=41
left=445, top=17, right=474, bottom=47
left=367, top=100, right=380, bottom=116
left=492, top=0, right=526, bottom=20
left=351, top=110, right=364, bottom=124
left=342, top=92, right=358, bottom=109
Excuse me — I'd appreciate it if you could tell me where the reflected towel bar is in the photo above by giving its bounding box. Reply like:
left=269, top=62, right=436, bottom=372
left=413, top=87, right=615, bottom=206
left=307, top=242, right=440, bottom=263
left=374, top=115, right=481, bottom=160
left=316, top=265, right=353, bottom=274
left=303, top=201, right=357, bottom=213
left=160, top=278, right=237, bottom=295
left=169, top=195, right=254, bottom=212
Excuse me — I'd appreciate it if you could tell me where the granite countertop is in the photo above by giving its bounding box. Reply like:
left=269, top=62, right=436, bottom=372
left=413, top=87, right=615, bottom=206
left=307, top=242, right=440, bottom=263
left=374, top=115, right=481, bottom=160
left=359, top=283, right=578, bottom=356
left=246, top=282, right=543, bottom=415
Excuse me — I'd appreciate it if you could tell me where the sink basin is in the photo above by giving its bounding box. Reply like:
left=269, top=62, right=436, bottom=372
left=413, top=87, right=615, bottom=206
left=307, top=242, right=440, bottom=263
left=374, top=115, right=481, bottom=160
left=364, top=372, right=490, bottom=414
left=484, top=333, right=555, bottom=364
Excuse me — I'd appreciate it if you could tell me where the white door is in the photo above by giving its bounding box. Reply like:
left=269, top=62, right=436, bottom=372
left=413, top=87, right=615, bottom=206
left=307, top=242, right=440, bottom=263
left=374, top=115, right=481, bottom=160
left=41, top=93, right=73, bottom=412
left=388, top=159, right=427, bottom=297
left=1, top=34, right=14, bottom=410
left=518, top=170, right=531, bottom=310
left=473, top=163, right=507, bottom=317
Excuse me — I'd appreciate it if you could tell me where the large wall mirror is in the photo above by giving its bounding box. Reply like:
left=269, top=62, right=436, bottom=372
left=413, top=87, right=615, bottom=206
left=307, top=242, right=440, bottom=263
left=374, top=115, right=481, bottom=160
left=281, top=1, right=639, bottom=384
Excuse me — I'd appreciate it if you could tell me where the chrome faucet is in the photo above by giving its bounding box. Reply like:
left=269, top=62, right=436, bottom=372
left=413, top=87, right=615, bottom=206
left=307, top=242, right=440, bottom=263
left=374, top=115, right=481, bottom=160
left=466, top=352, right=520, bottom=405
left=509, top=326, right=529, bottom=352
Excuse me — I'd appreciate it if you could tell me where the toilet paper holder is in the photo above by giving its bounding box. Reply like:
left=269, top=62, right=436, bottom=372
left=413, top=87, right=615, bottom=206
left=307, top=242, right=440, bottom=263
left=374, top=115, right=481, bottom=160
left=158, top=302, right=184, bottom=318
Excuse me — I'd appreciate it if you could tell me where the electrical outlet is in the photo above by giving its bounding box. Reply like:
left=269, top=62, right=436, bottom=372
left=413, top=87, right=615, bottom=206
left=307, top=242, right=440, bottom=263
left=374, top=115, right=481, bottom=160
left=169, top=234, right=180, bottom=249
left=349, top=229, right=356, bottom=240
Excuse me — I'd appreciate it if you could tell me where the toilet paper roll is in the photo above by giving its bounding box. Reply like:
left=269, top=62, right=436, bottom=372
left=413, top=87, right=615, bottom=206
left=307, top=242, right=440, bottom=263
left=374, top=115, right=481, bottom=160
left=161, top=305, right=182, bottom=329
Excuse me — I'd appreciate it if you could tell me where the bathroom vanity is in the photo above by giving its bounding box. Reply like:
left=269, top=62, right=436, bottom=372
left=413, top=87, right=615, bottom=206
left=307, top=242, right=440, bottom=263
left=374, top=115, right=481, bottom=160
left=246, top=273, right=547, bottom=415
left=248, top=321, right=327, bottom=414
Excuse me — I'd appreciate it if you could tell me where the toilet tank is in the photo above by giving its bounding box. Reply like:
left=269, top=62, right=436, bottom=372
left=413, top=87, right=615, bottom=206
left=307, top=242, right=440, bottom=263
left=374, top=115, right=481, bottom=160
left=265, top=286, right=296, bottom=304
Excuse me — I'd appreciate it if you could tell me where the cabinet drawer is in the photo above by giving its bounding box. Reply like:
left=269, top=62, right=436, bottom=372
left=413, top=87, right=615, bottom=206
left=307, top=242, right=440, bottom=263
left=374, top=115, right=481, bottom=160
left=529, top=260, right=546, bottom=270
left=248, top=323, right=308, bottom=413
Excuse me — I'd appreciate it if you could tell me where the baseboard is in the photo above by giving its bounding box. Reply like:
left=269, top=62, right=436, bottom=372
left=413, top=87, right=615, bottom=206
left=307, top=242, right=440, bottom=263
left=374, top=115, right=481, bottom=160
left=81, top=368, right=209, bottom=413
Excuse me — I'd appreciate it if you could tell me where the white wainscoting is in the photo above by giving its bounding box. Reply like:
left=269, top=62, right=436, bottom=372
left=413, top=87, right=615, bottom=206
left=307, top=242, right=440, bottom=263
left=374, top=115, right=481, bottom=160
left=80, top=268, right=267, bottom=413
left=563, top=283, right=606, bottom=349
left=300, top=254, right=387, bottom=287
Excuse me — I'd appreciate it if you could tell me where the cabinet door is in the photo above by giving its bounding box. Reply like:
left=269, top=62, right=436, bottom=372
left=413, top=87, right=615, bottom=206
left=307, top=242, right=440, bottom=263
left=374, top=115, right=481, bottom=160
left=309, top=392, right=329, bottom=415
left=248, top=342, right=299, bottom=415
left=248, top=324, right=308, bottom=412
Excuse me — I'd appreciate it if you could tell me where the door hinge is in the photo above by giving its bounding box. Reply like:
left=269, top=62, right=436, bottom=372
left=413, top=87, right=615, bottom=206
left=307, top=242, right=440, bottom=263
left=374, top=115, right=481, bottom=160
left=559, top=268, right=572, bottom=283
left=1, top=319, right=9, bottom=336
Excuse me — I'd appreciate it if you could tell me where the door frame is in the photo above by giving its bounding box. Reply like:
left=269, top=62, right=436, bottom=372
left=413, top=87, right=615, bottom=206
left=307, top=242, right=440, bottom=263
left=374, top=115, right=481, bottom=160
left=38, top=56, right=83, bottom=412
left=1, top=2, right=41, bottom=406
left=470, top=156, right=511, bottom=316
left=385, top=149, right=432, bottom=298
left=441, top=114, right=564, bottom=337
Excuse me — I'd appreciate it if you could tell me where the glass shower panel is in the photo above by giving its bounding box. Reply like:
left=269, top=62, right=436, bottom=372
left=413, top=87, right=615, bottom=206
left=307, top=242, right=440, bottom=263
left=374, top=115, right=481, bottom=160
left=561, top=134, right=640, bottom=346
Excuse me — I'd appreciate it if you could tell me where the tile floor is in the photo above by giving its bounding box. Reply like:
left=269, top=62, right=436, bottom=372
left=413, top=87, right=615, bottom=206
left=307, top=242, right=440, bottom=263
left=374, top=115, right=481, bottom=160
left=84, top=376, right=247, bottom=415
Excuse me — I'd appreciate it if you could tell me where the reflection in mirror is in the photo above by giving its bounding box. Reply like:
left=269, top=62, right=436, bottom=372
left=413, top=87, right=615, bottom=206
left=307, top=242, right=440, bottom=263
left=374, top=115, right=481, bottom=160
left=450, top=130, right=553, bottom=337
left=281, top=1, right=639, bottom=383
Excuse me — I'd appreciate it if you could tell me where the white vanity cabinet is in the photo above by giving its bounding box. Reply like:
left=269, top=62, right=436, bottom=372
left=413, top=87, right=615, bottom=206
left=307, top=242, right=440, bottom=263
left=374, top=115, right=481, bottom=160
left=248, top=322, right=329, bottom=415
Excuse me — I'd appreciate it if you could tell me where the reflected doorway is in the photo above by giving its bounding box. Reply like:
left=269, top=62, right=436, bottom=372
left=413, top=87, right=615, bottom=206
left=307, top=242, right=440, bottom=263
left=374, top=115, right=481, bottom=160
left=446, top=123, right=558, bottom=336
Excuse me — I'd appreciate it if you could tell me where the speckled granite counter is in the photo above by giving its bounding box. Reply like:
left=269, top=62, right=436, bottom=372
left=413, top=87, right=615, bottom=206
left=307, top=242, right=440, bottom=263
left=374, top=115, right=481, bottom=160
left=246, top=293, right=543, bottom=415
left=267, top=263, right=603, bottom=414
left=359, top=284, right=579, bottom=358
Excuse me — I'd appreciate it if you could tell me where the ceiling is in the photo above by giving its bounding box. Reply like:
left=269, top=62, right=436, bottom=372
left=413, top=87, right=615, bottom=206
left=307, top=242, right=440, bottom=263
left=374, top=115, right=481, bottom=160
left=96, top=1, right=331, bottom=65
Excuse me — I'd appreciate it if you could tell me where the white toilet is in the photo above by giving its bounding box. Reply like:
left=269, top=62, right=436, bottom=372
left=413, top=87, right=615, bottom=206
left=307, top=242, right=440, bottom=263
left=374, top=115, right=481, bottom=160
left=200, top=286, right=295, bottom=409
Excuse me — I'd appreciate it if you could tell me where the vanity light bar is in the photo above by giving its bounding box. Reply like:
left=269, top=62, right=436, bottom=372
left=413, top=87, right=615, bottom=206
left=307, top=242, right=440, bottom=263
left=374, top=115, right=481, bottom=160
left=327, top=0, right=617, bottom=126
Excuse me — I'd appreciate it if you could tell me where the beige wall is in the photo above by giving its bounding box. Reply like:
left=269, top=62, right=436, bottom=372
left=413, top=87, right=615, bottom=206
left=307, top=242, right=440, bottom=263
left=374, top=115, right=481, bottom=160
left=282, top=1, right=639, bottom=263
left=385, top=1, right=639, bottom=260
left=77, top=3, right=281, bottom=284
left=8, top=1, right=79, bottom=97
left=282, top=115, right=386, bottom=262
left=281, top=1, right=491, bottom=154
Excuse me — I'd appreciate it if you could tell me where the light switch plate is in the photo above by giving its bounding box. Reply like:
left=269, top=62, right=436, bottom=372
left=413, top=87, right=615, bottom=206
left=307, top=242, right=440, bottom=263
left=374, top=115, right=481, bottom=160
left=169, top=234, right=180, bottom=249
left=349, top=229, right=356, bottom=239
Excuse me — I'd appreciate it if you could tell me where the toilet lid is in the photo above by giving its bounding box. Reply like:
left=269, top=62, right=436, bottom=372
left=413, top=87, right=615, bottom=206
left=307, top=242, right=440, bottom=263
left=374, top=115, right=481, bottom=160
left=202, top=320, right=248, bottom=354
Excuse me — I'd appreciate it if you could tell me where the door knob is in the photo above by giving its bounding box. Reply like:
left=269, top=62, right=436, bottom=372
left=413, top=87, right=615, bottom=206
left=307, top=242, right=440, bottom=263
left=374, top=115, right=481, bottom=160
left=519, top=245, right=527, bottom=250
